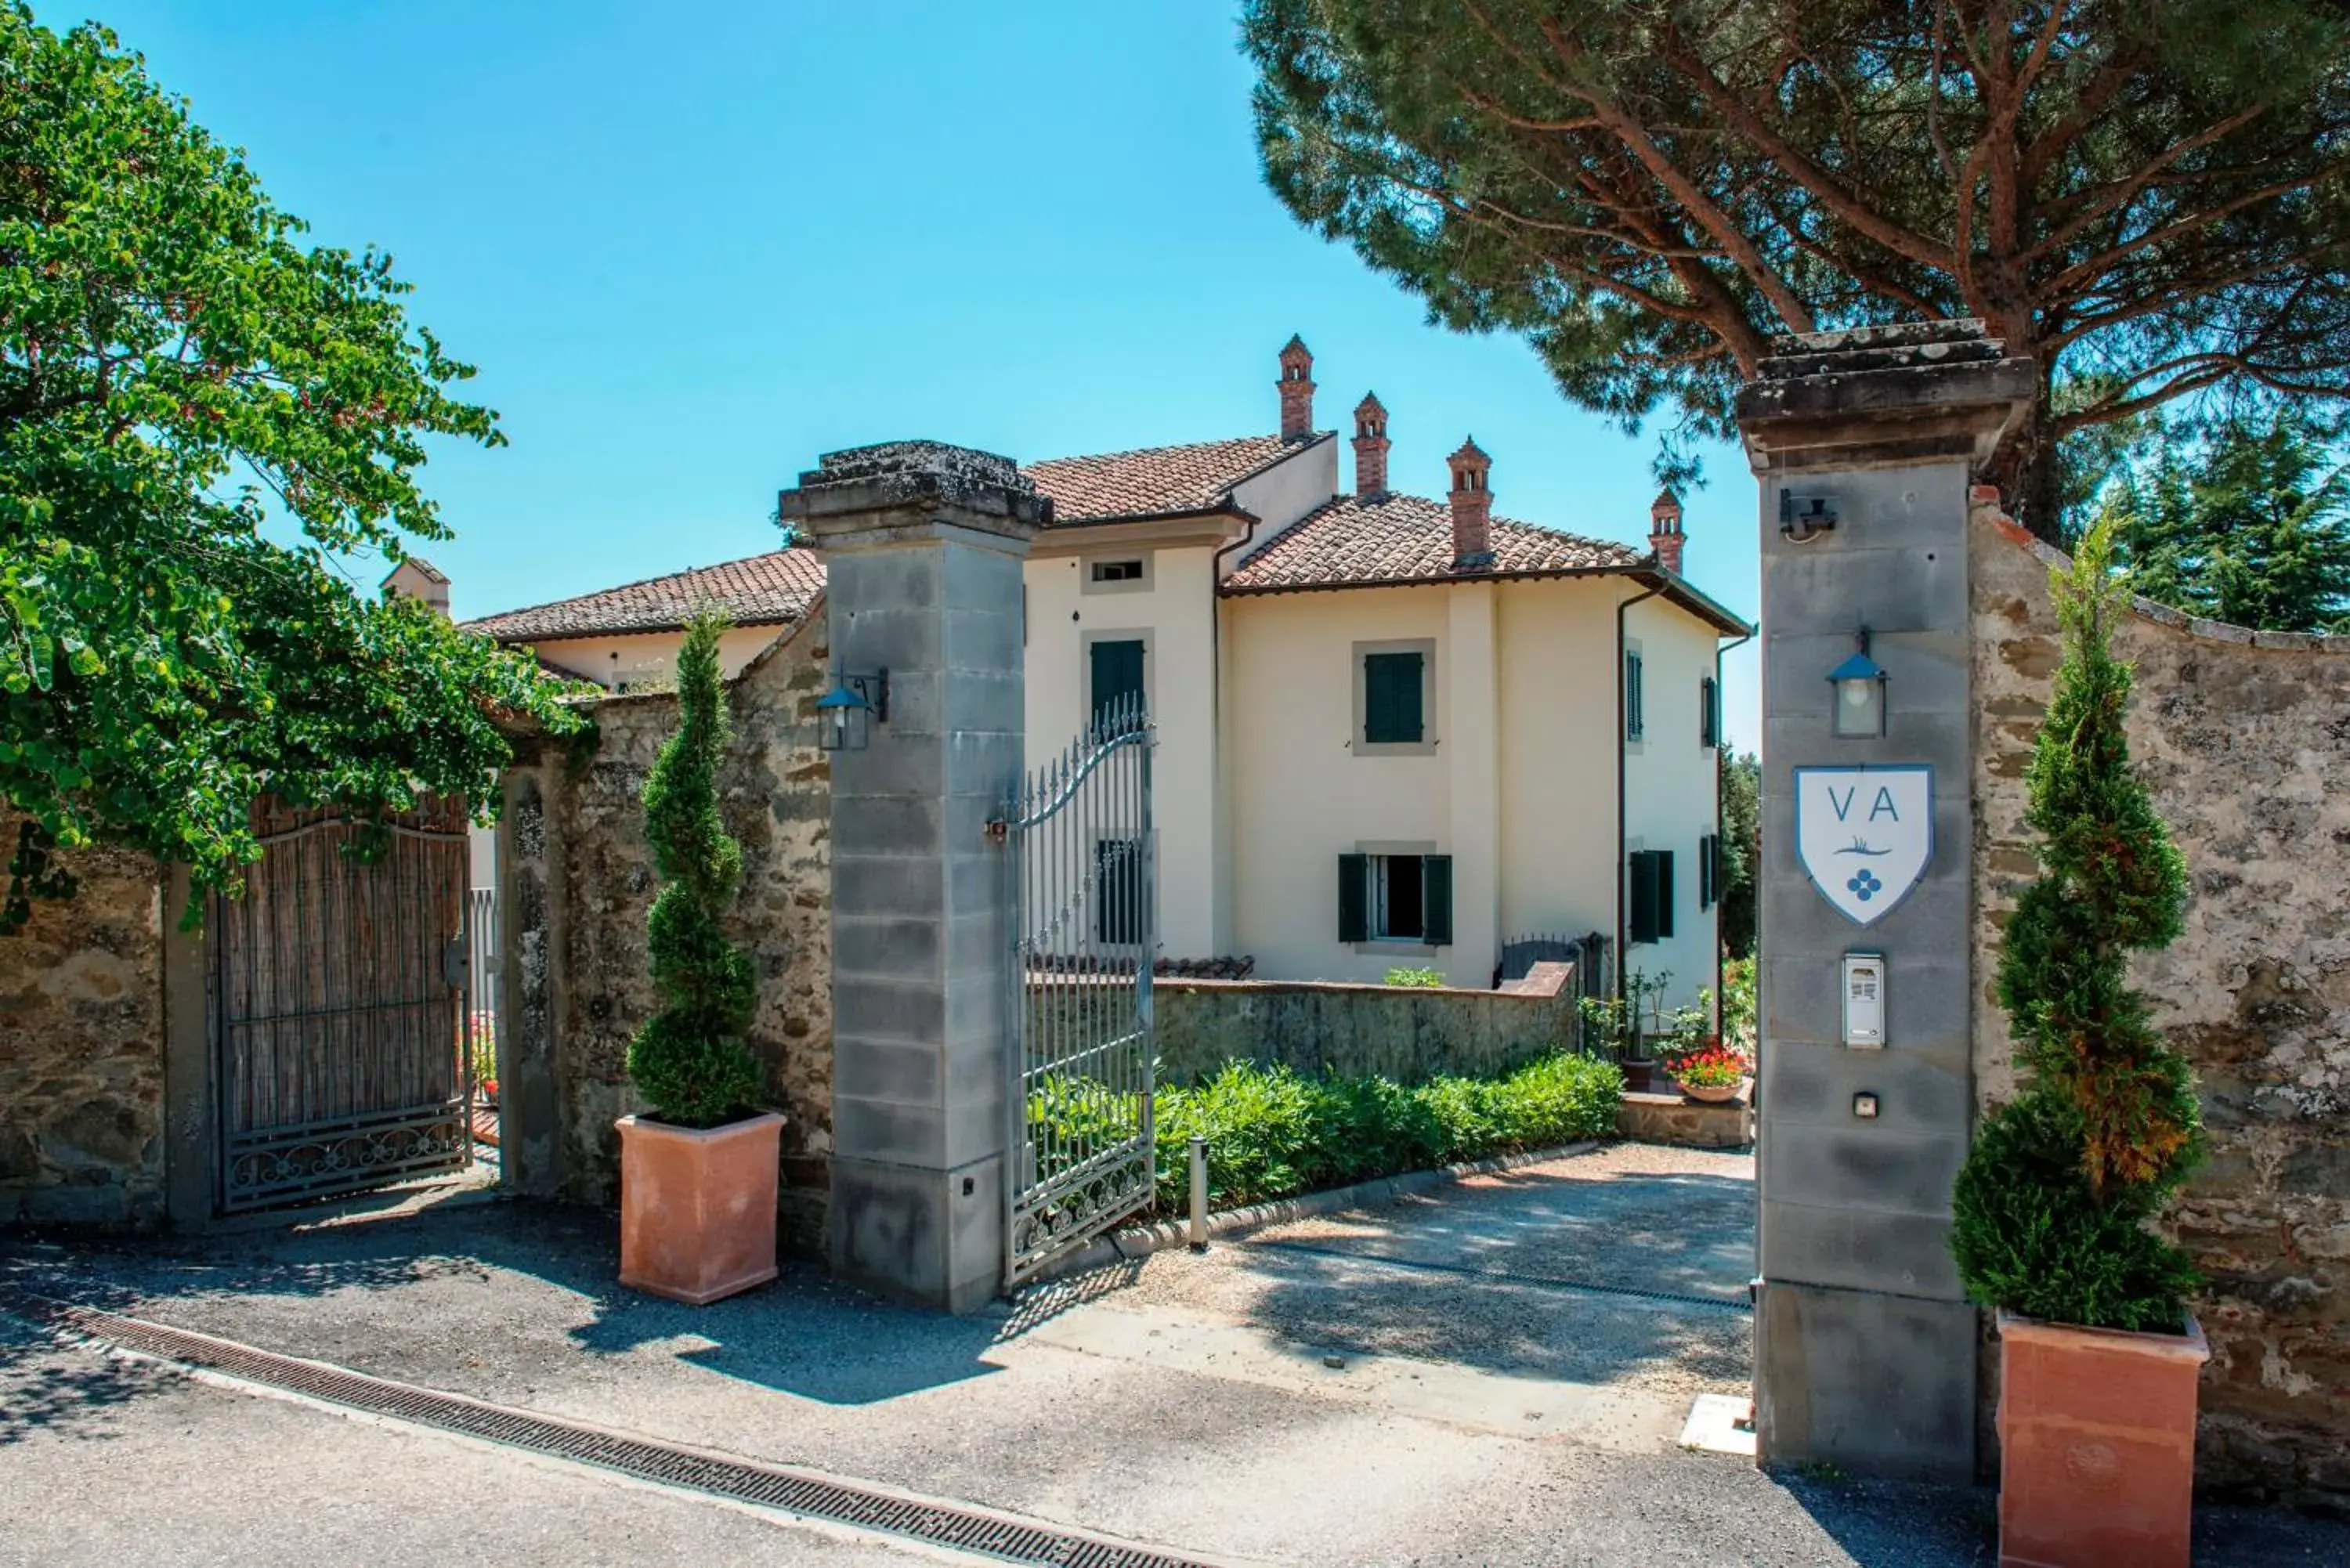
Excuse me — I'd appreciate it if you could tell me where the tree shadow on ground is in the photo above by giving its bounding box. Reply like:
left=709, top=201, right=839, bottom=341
left=0, top=1198, right=1125, bottom=1409
left=0, top=1325, right=170, bottom=1447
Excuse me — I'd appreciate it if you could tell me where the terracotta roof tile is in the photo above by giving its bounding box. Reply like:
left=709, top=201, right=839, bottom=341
left=1024, top=433, right=1309, bottom=523
left=1219, top=493, right=1643, bottom=594
left=465, top=547, right=825, bottom=642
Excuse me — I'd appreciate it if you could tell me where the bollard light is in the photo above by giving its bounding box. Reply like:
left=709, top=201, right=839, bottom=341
left=1828, top=630, right=1888, bottom=739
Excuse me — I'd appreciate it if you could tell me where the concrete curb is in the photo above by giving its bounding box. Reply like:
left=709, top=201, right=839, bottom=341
left=1029, top=1138, right=1603, bottom=1287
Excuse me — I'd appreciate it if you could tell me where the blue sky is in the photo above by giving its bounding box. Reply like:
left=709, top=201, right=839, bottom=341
left=73, top=0, right=1762, bottom=748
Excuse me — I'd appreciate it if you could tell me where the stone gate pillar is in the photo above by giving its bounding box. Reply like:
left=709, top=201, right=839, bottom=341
left=1737, top=323, right=2034, bottom=1479
left=780, top=442, right=1044, bottom=1313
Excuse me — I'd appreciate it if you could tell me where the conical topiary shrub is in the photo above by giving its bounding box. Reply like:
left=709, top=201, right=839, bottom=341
left=1951, top=516, right=2201, bottom=1331
left=626, top=609, right=762, bottom=1128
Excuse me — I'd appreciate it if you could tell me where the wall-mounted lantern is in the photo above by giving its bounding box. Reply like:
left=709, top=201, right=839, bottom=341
left=1828, top=630, right=1888, bottom=739
left=815, top=668, right=888, bottom=752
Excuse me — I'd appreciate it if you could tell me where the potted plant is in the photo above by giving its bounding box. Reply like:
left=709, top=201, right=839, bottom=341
left=1663, top=1041, right=1747, bottom=1104
left=1950, top=520, right=2204, bottom=1568
left=616, top=610, right=780, bottom=1306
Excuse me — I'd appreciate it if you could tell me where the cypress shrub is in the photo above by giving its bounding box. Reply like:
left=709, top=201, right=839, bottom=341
left=1950, top=518, right=2202, bottom=1332
left=625, top=610, right=762, bottom=1129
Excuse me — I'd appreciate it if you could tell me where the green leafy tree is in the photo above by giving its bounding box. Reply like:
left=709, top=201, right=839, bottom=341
left=2105, top=409, right=2350, bottom=631
left=627, top=611, right=762, bottom=1129
left=0, top=9, right=580, bottom=932
left=1950, top=517, right=2201, bottom=1331
left=1716, top=750, right=1759, bottom=959
left=1243, top=1, right=2350, bottom=534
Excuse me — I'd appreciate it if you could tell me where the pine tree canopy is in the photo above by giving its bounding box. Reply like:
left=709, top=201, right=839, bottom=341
left=0, top=9, right=584, bottom=931
left=2106, top=409, right=2350, bottom=632
left=1243, top=1, right=2350, bottom=535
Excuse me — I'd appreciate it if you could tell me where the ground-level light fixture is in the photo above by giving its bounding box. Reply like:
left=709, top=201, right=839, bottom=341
left=1828, top=630, right=1888, bottom=739
left=815, top=668, right=888, bottom=751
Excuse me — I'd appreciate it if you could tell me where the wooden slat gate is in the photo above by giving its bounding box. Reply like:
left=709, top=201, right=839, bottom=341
left=212, top=797, right=475, bottom=1213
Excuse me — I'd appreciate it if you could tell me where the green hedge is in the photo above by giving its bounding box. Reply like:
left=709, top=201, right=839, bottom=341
left=1032, top=1052, right=1622, bottom=1214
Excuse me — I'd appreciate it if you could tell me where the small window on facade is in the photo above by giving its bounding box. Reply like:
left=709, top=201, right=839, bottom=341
left=1363, top=651, right=1424, bottom=745
left=1699, top=833, right=1718, bottom=909
left=1338, top=853, right=1454, bottom=945
left=1094, top=838, right=1145, bottom=945
left=1629, top=848, right=1676, bottom=944
left=1701, top=676, right=1719, bottom=749
left=1625, top=651, right=1646, bottom=742
left=1089, top=638, right=1146, bottom=732
left=1091, top=559, right=1144, bottom=583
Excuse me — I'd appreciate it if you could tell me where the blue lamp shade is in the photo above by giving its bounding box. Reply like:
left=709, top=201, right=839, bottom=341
left=1827, top=647, right=1888, bottom=738
left=815, top=677, right=873, bottom=750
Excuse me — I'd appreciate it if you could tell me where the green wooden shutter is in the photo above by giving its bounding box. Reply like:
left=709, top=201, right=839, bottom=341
left=1628, top=851, right=1659, bottom=945
left=1364, top=652, right=1423, bottom=743
left=1701, top=677, right=1718, bottom=747
left=1090, top=638, right=1145, bottom=731
left=1625, top=652, right=1644, bottom=740
left=1338, top=853, right=1369, bottom=943
left=1657, top=849, right=1676, bottom=939
left=1421, top=855, right=1453, bottom=946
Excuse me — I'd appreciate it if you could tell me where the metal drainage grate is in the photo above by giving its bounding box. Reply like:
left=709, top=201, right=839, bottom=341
left=1249, top=1240, right=1754, bottom=1313
left=30, top=1300, right=1221, bottom=1568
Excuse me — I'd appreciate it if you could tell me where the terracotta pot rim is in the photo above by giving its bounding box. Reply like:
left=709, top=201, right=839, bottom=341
left=616, top=1110, right=786, bottom=1142
left=1995, top=1306, right=2210, bottom=1361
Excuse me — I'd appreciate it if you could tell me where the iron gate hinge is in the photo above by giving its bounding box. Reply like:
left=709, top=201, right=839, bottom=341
left=983, top=818, right=1008, bottom=845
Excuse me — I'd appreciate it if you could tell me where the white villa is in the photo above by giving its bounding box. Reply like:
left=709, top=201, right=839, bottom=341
left=461, top=339, right=1750, bottom=1005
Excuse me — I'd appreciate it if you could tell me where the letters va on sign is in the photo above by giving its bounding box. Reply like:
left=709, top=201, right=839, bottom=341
left=1794, top=765, right=1934, bottom=926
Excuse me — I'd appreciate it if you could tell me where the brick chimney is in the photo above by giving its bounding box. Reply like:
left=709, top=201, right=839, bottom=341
left=1648, top=490, right=1685, bottom=574
left=1352, top=392, right=1390, bottom=500
left=1278, top=334, right=1315, bottom=441
left=1448, top=437, right=1494, bottom=570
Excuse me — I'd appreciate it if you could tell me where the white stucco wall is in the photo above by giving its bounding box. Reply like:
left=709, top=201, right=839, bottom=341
left=1620, top=592, right=1725, bottom=1016
left=1227, top=435, right=1340, bottom=562
left=1494, top=576, right=1631, bottom=947
left=522, top=626, right=786, bottom=689
left=1022, top=543, right=1224, bottom=959
left=1226, top=585, right=1460, bottom=982
left=1228, top=575, right=1726, bottom=997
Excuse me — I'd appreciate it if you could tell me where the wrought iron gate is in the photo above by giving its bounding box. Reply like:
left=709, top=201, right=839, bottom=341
left=1001, top=695, right=1157, bottom=1287
left=212, top=797, right=474, bottom=1212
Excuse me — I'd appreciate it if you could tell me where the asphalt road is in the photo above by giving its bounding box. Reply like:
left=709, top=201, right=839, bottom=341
left=5, top=1143, right=2345, bottom=1567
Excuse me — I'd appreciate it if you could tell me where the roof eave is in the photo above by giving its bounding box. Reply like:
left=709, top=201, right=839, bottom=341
left=1218, top=562, right=1755, bottom=637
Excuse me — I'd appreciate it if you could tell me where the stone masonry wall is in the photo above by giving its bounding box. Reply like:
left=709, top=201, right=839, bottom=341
left=1153, top=963, right=1578, bottom=1087
left=1971, top=504, right=2350, bottom=1509
left=506, top=609, right=833, bottom=1252
left=0, top=831, right=167, bottom=1227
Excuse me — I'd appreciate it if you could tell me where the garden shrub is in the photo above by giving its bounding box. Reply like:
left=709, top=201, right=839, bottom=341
left=625, top=610, right=763, bottom=1129
left=1950, top=518, right=2202, bottom=1332
left=1036, top=1051, right=1623, bottom=1213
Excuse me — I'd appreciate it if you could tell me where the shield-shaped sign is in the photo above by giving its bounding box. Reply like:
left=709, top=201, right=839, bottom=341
left=1795, top=765, right=1934, bottom=926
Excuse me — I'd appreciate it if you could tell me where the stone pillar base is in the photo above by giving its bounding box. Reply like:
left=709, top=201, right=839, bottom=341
left=830, top=1152, right=1005, bottom=1316
left=1755, top=1279, right=1979, bottom=1481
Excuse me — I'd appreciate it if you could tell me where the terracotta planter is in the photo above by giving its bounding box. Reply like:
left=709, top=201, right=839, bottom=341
left=617, top=1111, right=784, bottom=1306
left=1996, top=1309, right=2209, bottom=1568
left=1676, top=1079, right=1744, bottom=1104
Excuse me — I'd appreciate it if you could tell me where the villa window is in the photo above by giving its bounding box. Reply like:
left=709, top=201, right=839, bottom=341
left=1088, top=638, right=1145, bottom=732
left=1629, top=848, right=1675, bottom=945
left=1338, top=852, right=1454, bottom=946
left=1625, top=650, right=1646, bottom=742
left=1092, top=559, right=1144, bottom=583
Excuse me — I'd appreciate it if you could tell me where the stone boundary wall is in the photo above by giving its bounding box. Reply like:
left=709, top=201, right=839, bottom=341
left=1153, top=962, right=1579, bottom=1086
left=1970, top=501, right=2350, bottom=1509
left=0, top=830, right=168, bottom=1227
left=499, top=607, right=834, bottom=1253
